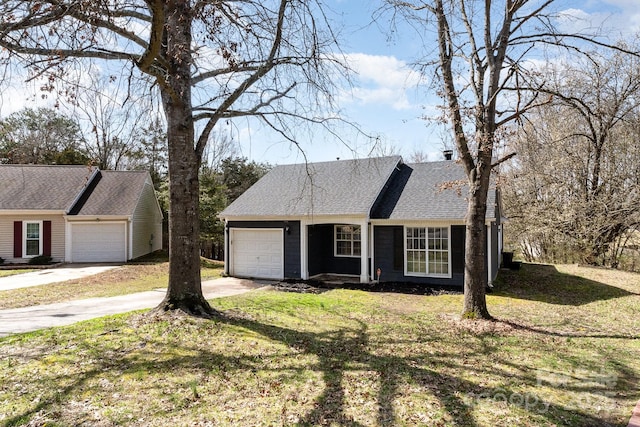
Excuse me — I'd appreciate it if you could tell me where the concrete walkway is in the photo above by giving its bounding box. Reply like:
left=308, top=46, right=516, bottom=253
left=0, top=277, right=266, bottom=337
left=0, top=265, right=119, bottom=291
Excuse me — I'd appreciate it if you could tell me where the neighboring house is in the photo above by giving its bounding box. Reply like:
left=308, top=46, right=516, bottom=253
left=0, top=165, right=163, bottom=264
left=219, top=155, right=503, bottom=286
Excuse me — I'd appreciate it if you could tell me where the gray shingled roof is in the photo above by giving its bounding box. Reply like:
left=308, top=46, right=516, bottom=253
left=0, top=165, right=96, bottom=210
left=74, top=170, right=149, bottom=216
left=0, top=165, right=151, bottom=216
left=372, top=161, right=497, bottom=220
left=220, top=156, right=402, bottom=217
left=221, top=157, right=498, bottom=221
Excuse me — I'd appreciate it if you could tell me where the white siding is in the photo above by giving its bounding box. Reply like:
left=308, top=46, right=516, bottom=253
left=0, top=214, right=66, bottom=264
left=131, top=181, right=163, bottom=259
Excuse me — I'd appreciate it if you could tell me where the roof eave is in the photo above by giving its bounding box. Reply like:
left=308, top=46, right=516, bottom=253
left=65, top=215, right=132, bottom=221
left=221, top=213, right=370, bottom=222
left=0, top=209, right=66, bottom=215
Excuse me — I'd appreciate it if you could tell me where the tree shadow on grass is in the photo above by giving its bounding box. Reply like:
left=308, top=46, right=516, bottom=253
left=494, top=318, right=640, bottom=340
left=220, top=312, right=623, bottom=427
left=492, top=263, right=637, bottom=305
left=3, top=311, right=632, bottom=427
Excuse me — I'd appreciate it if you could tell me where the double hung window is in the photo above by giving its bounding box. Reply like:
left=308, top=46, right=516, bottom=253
left=24, top=221, right=42, bottom=257
left=335, top=225, right=361, bottom=257
left=405, top=226, right=449, bottom=276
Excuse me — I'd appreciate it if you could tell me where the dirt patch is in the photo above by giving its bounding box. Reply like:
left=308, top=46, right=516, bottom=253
left=439, top=313, right=518, bottom=336
left=271, top=282, right=329, bottom=294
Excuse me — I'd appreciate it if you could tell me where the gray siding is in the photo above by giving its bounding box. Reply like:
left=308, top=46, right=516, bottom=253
left=373, top=225, right=465, bottom=287
left=227, top=221, right=301, bottom=279
left=132, top=181, right=163, bottom=259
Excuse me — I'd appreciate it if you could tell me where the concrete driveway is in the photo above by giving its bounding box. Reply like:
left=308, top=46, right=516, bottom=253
left=0, top=264, right=119, bottom=291
left=0, top=277, right=267, bottom=337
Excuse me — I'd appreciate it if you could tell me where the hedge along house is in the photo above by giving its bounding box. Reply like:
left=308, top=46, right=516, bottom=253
left=220, top=155, right=503, bottom=287
left=0, top=165, right=163, bottom=264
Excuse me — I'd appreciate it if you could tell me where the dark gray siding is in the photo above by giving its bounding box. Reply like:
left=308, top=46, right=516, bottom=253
left=451, top=225, right=465, bottom=276
left=308, top=224, right=360, bottom=276
left=373, top=225, right=465, bottom=287
left=372, top=226, right=402, bottom=281
left=227, top=221, right=301, bottom=279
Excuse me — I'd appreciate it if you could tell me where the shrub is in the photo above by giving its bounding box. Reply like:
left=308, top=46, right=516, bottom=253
left=0, top=257, right=4, bottom=265
left=28, top=255, right=53, bottom=265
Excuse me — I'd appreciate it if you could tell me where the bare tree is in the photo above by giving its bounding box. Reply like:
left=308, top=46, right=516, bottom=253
left=69, top=75, right=148, bottom=170
left=504, top=48, right=640, bottom=267
left=137, top=114, right=168, bottom=187
left=202, top=131, right=239, bottom=170
left=383, top=0, right=638, bottom=319
left=0, top=0, right=342, bottom=316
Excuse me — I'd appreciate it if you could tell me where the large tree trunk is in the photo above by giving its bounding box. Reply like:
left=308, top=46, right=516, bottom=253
left=462, top=170, right=492, bottom=320
left=153, top=1, right=217, bottom=317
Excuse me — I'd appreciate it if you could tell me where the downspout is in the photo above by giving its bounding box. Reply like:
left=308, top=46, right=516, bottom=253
left=128, top=218, right=133, bottom=261
left=223, top=220, right=229, bottom=276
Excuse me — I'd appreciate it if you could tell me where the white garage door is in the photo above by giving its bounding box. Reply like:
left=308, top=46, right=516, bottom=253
left=71, top=223, right=127, bottom=262
left=231, top=229, right=283, bottom=280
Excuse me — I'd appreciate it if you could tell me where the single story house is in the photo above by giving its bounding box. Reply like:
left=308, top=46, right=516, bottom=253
left=0, top=165, right=163, bottom=264
left=219, top=155, right=503, bottom=286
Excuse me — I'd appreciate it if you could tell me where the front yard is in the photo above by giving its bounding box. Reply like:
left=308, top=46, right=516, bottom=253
left=0, top=263, right=638, bottom=426
left=0, top=259, right=224, bottom=310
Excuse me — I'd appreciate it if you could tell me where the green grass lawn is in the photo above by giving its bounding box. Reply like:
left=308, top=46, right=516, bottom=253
left=0, top=263, right=639, bottom=426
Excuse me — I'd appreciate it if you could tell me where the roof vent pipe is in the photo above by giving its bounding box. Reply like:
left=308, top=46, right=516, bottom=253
left=443, top=150, right=453, bottom=160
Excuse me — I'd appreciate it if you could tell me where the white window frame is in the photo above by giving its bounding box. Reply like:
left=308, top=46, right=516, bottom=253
left=334, top=224, right=361, bottom=258
left=23, top=220, right=43, bottom=258
left=404, top=225, right=451, bottom=278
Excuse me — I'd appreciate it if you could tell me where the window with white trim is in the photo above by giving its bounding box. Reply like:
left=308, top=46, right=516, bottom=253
left=405, top=226, right=449, bottom=276
left=24, top=221, right=42, bottom=257
left=334, top=225, right=361, bottom=257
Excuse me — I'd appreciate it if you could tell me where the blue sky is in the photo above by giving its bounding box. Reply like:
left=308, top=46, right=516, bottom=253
left=235, top=0, right=640, bottom=165
left=1, top=1, right=638, bottom=166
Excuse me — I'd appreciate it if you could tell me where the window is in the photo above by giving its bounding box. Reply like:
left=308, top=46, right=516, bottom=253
left=24, top=221, right=42, bottom=257
left=405, top=226, right=449, bottom=276
left=335, top=225, right=361, bottom=257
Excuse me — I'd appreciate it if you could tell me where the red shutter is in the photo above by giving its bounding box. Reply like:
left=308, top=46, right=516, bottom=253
left=43, top=221, right=52, bottom=257
left=13, top=221, right=22, bottom=258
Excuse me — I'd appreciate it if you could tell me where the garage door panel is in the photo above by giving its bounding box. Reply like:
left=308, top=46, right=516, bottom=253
left=71, top=223, right=126, bottom=262
left=231, top=229, right=283, bottom=280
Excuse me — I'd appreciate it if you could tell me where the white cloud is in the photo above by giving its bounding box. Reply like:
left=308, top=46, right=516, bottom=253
left=340, top=53, right=422, bottom=110
left=0, top=76, right=57, bottom=117
left=604, top=0, right=640, bottom=34
left=558, top=3, right=640, bottom=37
